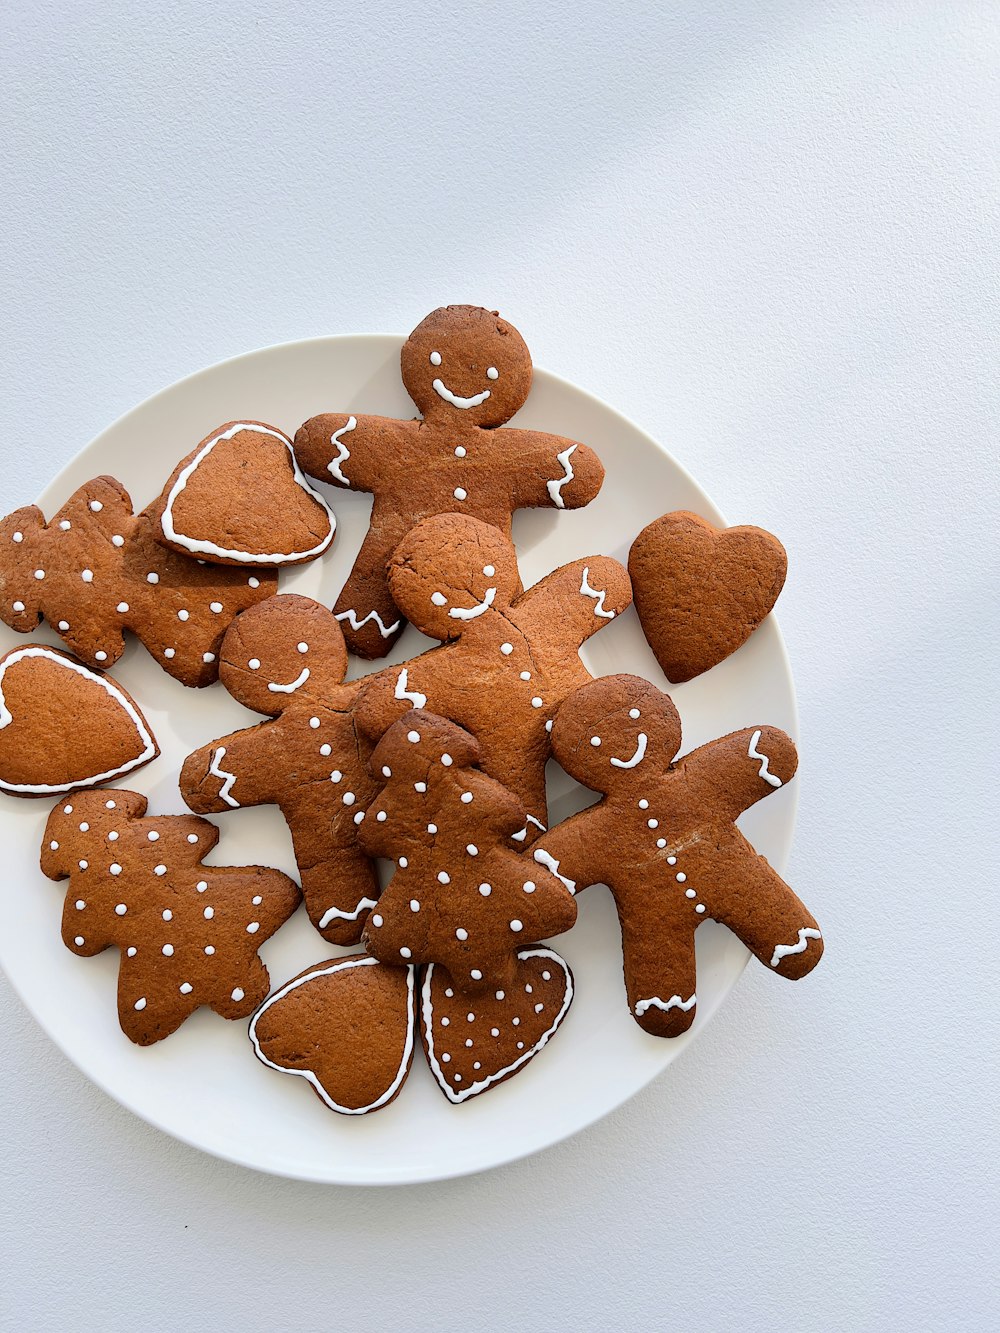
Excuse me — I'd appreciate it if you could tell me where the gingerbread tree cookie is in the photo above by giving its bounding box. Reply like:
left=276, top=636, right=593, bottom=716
left=294, top=305, right=605, bottom=657
left=0, top=476, right=277, bottom=687
left=355, top=710, right=577, bottom=992
left=533, top=675, right=823, bottom=1037
left=180, top=594, right=381, bottom=945
left=354, top=513, right=631, bottom=842
left=152, top=420, right=335, bottom=567
left=40, top=790, right=300, bottom=1045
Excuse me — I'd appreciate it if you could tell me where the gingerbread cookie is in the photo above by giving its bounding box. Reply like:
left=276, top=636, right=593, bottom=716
left=534, top=674, right=822, bottom=1037
left=628, top=511, right=787, bottom=683
left=40, top=791, right=300, bottom=1045
left=354, top=513, right=631, bottom=841
left=152, top=420, right=335, bottom=567
left=0, top=645, right=158, bottom=797
left=249, top=956, right=415, bottom=1115
left=0, top=476, right=277, bottom=687
left=421, top=949, right=573, bottom=1103
left=180, top=593, right=381, bottom=944
left=356, top=711, right=577, bottom=991
left=294, top=305, right=605, bottom=657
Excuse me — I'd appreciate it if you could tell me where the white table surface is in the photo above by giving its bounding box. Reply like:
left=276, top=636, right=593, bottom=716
left=1, top=2, right=997, bottom=1329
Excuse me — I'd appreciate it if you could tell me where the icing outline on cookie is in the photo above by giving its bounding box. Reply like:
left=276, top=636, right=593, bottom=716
left=580, top=567, right=615, bottom=618
left=334, top=608, right=401, bottom=639
left=318, top=897, right=380, bottom=930
left=531, top=847, right=576, bottom=894
left=634, top=994, right=697, bottom=1018
left=267, top=667, right=310, bottom=694
left=748, top=729, right=782, bottom=787
left=208, top=746, right=240, bottom=808
left=327, top=417, right=356, bottom=486
left=0, top=646, right=156, bottom=794
left=249, top=957, right=416, bottom=1114
left=422, top=947, right=573, bottom=1104
left=394, top=667, right=427, bottom=709
left=431, top=379, right=491, bottom=410
left=609, top=733, right=648, bottom=769
left=447, top=586, right=497, bottom=621
left=160, top=423, right=336, bottom=563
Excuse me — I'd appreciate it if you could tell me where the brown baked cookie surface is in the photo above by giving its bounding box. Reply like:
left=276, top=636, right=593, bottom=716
left=249, top=955, right=416, bottom=1115
left=293, top=305, right=605, bottom=657
left=628, top=511, right=787, bottom=683
left=40, top=791, right=300, bottom=1045
left=152, top=420, right=335, bottom=567
left=0, top=644, right=158, bottom=797
left=355, top=711, right=577, bottom=992
left=0, top=476, right=277, bottom=687
left=534, top=674, right=822, bottom=1037
left=180, top=594, right=381, bottom=944
left=354, top=513, right=631, bottom=841
left=420, top=949, right=573, bottom=1104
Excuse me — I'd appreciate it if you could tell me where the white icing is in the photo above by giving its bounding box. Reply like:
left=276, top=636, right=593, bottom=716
left=0, top=647, right=156, bottom=794
left=610, top=733, right=647, bottom=769
left=249, top=958, right=415, bottom=1114
left=770, top=927, right=821, bottom=968
left=267, top=667, right=310, bottom=694
left=395, top=667, right=427, bottom=708
left=511, top=814, right=547, bottom=843
left=327, top=416, right=356, bottom=486
left=546, top=444, right=578, bottom=507
left=335, top=608, right=401, bottom=639
left=208, top=746, right=240, bottom=808
left=634, top=994, right=697, bottom=1018
left=580, top=566, right=615, bottom=618
left=429, top=351, right=442, bottom=366
left=160, top=422, right=336, bottom=562
left=532, top=848, right=576, bottom=894
left=748, top=730, right=782, bottom=787
left=486, top=366, right=499, bottom=380
left=448, top=586, right=496, bottom=620
left=432, top=378, right=491, bottom=409
left=421, top=948, right=573, bottom=1104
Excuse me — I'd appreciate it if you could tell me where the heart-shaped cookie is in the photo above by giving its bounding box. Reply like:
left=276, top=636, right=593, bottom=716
left=153, top=420, right=335, bottom=567
left=420, top=948, right=573, bottom=1103
left=628, top=511, right=787, bottom=683
left=0, top=644, right=158, bottom=796
left=249, top=955, right=416, bottom=1115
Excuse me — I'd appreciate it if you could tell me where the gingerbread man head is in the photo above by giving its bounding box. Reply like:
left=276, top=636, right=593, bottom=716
left=549, top=675, right=683, bottom=792
left=218, top=593, right=349, bottom=716
left=399, top=305, right=533, bottom=429
left=387, top=514, right=520, bottom=641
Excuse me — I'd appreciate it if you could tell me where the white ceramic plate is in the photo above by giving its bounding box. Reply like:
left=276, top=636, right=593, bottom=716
left=0, top=335, right=797, bottom=1184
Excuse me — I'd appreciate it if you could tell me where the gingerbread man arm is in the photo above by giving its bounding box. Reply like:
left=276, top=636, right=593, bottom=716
left=293, top=413, right=417, bottom=494
left=499, top=430, right=605, bottom=511
left=529, top=806, right=612, bottom=895
left=678, top=725, right=798, bottom=825
left=179, top=721, right=285, bottom=814
left=513, top=556, right=632, bottom=661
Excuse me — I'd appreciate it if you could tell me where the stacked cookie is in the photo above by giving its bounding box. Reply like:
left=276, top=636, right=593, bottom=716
left=0, top=305, right=823, bottom=1116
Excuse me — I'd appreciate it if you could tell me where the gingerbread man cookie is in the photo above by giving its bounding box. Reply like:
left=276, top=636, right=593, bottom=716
left=354, top=513, right=631, bottom=841
left=0, top=476, right=277, bottom=687
left=41, top=791, right=300, bottom=1045
left=355, top=710, right=577, bottom=992
left=180, top=594, right=381, bottom=944
left=534, top=675, right=823, bottom=1037
left=0, top=644, right=158, bottom=797
left=294, top=305, right=605, bottom=657
left=628, top=511, right=787, bottom=683
left=152, top=420, right=335, bottom=567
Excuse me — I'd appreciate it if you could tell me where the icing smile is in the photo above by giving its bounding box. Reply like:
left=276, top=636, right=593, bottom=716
left=610, top=733, right=648, bottom=769
left=267, top=667, right=310, bottom=694
left=432, top=378, right=492, bottom=410
left=447, top=586, right=497, bottom=620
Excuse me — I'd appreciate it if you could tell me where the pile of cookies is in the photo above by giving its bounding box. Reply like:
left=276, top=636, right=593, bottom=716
left=0, top=305, right=823, bottom=1115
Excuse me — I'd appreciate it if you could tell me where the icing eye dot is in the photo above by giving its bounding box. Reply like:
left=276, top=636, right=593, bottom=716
left=522, top=881, right=536, bottom=893
left=510, top=919, right=523, bottom=932
left=430, top=351, right=442, bottom=366
left=187, top=834, right=198, bottom=843
left=629, top=708, right=641, bottom=719
left=376, top=811, right=387, bottom=822
left=531, top=697, right=543, bottom=708
left=342, top=792, right=356, bottom=806
left=58, top=621, right=70, bottom=631
left=162, top=909, right=172, bottom=921
left=163, top=648, right=175, bottom=659
left=479, top=883, right=492, bottom=896
left=60, top=521, right=72, bottom=531
left=496, top=990, right=505, bottom=1000
left=95, top=652, right=107, bottom=662
left=320, top=744, right=332, bottom=757
left=428, top=823, right=437, bottom=834
left=591, top=736, right=602, bottom=747
left=210, top=601, right=223, bottom=613
left=112, top=534, right=124, bottom=546
left=248, top=577, right=260, bottom=589
left=398, top=856, right=408, bottom=868
left=90, top=500, right=103, bottom=512
left=486, top=366, right=499, bottom=380
left=246, top=922, right=260, bottom=934
left=134, top=997, right=146, bottom=1011
left=453, top=487, right=467, bottom=501
left=202, top=652, right=215, bottom=664
left=371, top=914, right=383, bottom=927
left=500, top=643, right=513, bottom=655
left=438, top=871, right=450, bottom=885
left=431, top=592, right=447, bottom=606
left=204, top=945, right=215, bottom=955
left=399, top=947, right=412, bottom=958
left=456, top=928, right=468, bottom=940
left=461, top=792, right=473, bottom=804
left=483, top=565, right=495, bottom=576
left=74, top=936, right=84, bottom=946
left=146, top=572, right=159, bottom=584
left=695, top=904, right=706, bottom=914
left=656, top=838, right=666, bottom=849
left=330, top=770, right=342, bottom=783
left=196, top=881, right=207, bottom=892
left=441, top=753, right=453, bottom=767
left=409, top=899, right=420, bottom=912
left=12, top=531, right=23, bottom=542
left=177, top=609, right=189, bottom=621
left=686, top=888, right=696, bottom=899
left=455, top=446, right=467, bottom=457
left=147, top=831, right=159, bottom=841
left=111, top=865, right=122, bottom=876
left=231, top=988, right=245, bottom=1002
left=466, top=844, right=478, bottom=856
left=309, top=717, right=320, bottom=729
left=407, top=730, right=420, bottom=743
left=471, top=969, right=482, bottom=981
left=248, top=658, right=260, bottom=669
left=676, top=872, right=686, bottom=882
left=12, top=601, right=24, bottom=612
left=381, top=765, right=392, bottom=777
left=414, top=781, right=426, bottom=792
left=179, top=982, right=193, bottom=995
left=34, top=569, right=45, bottom=580
left=161, top=944, right=173, bottom=957
left=297, top=642, right=308, bottom=653
left=114, top=902, right=126, bottom=913
left=116, top=602, right=129, bottom=613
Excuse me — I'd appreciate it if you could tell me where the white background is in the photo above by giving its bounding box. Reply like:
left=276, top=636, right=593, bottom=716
left=1, top=2, right=997, bottom=1329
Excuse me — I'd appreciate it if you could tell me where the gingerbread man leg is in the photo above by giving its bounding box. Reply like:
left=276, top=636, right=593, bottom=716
left=298, top=839, right=382, bottom=947
left=333, top=518, right=406, bottom=658
left=615, top=893, right=699, bottom=1037
left=704, top=843, right=824, bottom=981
